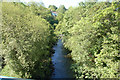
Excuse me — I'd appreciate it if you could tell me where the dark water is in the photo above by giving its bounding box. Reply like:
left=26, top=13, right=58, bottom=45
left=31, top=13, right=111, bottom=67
left=51, top=39, right=74, bottom=78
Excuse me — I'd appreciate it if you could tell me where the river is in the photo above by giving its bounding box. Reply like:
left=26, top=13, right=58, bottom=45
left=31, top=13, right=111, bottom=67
left=51, top=39, right=74, bottom=78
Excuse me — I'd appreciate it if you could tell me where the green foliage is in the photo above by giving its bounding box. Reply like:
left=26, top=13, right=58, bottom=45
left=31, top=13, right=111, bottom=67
left=0, top=65, right=21, bottom=78
left=55, top=2, right=119, bottom=79
left=48, top=5, right=57, bottom=11
left=56, top=5, right=67, bottom=21
left=1, top=2, right=56, bottom=78
left=57, top=5, right=66, bottom=13
left=28, top=2, right=57, bottom=25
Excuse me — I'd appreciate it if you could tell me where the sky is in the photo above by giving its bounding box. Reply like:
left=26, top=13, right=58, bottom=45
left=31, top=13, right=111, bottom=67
left=3, top=0, right=113, bottom=9
left=42, top=0, right=84, bottom=9
left=20, top=0, right=85, bottom=9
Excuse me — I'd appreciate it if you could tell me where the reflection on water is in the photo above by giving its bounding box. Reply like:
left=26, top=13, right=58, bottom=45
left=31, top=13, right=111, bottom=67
left=51, top=39, right=74, bottom=78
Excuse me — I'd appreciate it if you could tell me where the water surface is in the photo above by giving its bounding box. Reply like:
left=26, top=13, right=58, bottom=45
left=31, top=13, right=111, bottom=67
left=51, top=39, right=74, bottom=78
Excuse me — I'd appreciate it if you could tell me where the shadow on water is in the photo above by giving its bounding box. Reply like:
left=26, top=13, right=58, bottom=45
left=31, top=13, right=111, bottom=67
left=51, top=39, right=74, bottom=78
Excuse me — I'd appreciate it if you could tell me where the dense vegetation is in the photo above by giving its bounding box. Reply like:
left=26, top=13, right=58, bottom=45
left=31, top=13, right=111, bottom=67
left=0, top=1, right=119, bottom=79
left=0, top=2, right=56, bottom=79
left=48, top=5, right=58, bottom=12
left=55, top=2, right=119, bottom=79
left=56, top=5, right=67, bottom=21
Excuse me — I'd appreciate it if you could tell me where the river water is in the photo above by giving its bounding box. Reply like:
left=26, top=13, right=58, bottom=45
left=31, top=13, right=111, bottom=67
left=51, top=39, right=74, bottom=78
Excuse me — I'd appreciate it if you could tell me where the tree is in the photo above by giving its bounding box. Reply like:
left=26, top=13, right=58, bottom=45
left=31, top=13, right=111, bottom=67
left=56, top=5, right=66, bottom=21
left=57, top=5, right=66, bottom=13
left=48, top=5, right=57, bottom=11
left=1, top=2, right=56, bottom=78
left=55, top=2, right=119, bottom=79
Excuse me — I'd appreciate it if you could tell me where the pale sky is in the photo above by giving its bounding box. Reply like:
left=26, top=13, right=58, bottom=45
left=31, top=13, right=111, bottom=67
left=42, top=0, right=84, bottom=9
left=20, top=0, right=85, bottom=9
left=4, top=0, right=112, bottom=9
left=3, top=0, right=114, bottom=8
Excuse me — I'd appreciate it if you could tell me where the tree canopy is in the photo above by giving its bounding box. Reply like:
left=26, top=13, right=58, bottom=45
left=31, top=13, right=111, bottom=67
left=48, top=5, right=57, bottom=11
left=0, top=2, right=56, bottom=79
left=55, top=2, right=119, bottom=79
